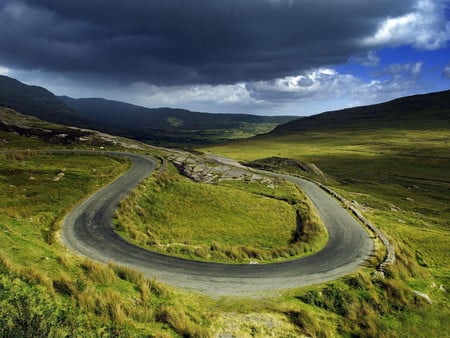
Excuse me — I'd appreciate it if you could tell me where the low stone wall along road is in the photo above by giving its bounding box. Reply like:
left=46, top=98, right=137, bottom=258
left=61, top=151, right=374, bottom=296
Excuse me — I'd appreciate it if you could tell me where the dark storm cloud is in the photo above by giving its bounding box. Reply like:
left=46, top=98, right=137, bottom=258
left=0, top=0, right=413, bottom=85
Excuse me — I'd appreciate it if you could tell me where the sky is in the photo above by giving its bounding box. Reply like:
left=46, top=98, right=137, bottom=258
left=0, top=0, right=449, bottom=116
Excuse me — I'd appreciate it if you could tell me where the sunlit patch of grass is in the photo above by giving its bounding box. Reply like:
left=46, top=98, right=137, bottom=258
left=0, top=153, right=129, bottom=272
left=115, top=163, right=327, bottom=263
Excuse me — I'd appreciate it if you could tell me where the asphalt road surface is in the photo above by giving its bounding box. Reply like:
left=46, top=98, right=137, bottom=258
left=62, top=152, right=374, bottom=296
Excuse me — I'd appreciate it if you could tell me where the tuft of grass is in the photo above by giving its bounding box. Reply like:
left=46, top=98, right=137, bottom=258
left=156, top=305, right=210, bottom=338
left=286, top=308, right=335, bottom=338
left=109, top=263, right=144, bottom=285
left=80, top=259, right=117, bottom=285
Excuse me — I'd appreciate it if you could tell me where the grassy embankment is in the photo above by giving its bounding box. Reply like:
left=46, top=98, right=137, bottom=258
left=114, top=162, right=327, bottom=264
left=200, top=126, right=450, bottom=335
left=0, top=131, right=215, bottom=337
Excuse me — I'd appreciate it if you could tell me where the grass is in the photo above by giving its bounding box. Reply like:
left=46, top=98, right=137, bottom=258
left=201, top=126, right=450, bottom=335
left=0, top=150, right=215, bottom=336
left=2, top=103, right=449, bottom=336
left=115, top=162, right=327, bottom=263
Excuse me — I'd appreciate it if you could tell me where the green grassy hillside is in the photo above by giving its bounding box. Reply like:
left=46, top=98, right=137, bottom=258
left=273, top=90, right=450, bottom=133
left=0, top=75, right=85, bottom=125
left=201, top=90, right=450, bottom=336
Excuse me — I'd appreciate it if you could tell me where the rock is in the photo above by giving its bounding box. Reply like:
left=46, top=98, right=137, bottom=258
left=413, top=290, right=432, bottom=304
left=406, top=197, right=414, bottom=202
left=389, top=204, right=401, bottom=212
left=373, top=271, right=386, bottom=279
left=306, top=162, right=325, bottom=177
left=53, top=172, right=65, bottom=181
left=169, top=150, right=278, bottom=185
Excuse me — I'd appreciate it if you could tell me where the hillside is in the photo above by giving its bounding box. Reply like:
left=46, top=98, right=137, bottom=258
left=60, top=96, right=295, bottom=132
left=0, top=75, right=297, bottom=145
left=200, top=90, right=450, bottom=336
left=0, top=75, right=85, bottom=125
left=59, top=96, right=296, bottom=144
left=272, top=90, right=450, bottom=134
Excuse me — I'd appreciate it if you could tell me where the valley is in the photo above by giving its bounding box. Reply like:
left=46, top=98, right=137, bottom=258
left=0, top=89, right=449, bottom=337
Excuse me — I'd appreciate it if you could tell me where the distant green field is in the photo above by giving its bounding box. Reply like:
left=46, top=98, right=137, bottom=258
left=141, top=122, right=283, bottom=147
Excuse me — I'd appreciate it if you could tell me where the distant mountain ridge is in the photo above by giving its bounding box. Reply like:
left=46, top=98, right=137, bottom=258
left=272, top=90, right=450, bottom=134
left=0, top=75, right=296, bottom=145
left=59, top=96, right=295, bottom=132
left=0, top=75, right=84, bottom=125
left=1, top=75, right=449, bottom=145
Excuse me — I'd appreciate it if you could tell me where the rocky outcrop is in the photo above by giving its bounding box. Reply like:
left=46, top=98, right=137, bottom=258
left=169, top=151, right=277, bottom=186
left=244, top=156, right=326, bottom=179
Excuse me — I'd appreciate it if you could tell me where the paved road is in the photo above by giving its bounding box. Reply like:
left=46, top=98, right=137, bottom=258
left=62, top=152, right=374, bottom=296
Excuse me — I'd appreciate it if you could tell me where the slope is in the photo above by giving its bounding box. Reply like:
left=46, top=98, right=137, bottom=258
left=272, top=90, right=450, bottom=134
left=200, top=89, right=450, bottom=335
left=60, top=96, right=295, bottom=131
left=0, top=75, right=296, bottom=145
left=60, top=96, right=296, bottom=144
left=0, top=75, right=85, bottom=125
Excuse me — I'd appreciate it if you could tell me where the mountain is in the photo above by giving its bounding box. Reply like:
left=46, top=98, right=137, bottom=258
left=272, top=90, right=450, bottom=134
left=0, top=75, right=85, bottom=125
left=59, top=96, right=296, bottom=140
left=0, top=75, right=296, bottom=145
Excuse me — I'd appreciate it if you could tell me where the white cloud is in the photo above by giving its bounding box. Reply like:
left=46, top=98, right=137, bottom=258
left=375, top=62, right=424, bottom=79
left=0, top=66, right=11, bottom=75
left=363, top=0, right=450, bottom=50
left=125, top=82, right=265, bottom=113
left=350, top=51, right=380, bottom=67
left=127, top=62, right=429, bottom=115
left=444, top=64, right=450, bottom=78
left=351, top=62, right=425, bottom=103
left=243, top=61, right=429, bottom=113
left=246, top=69, right=362, bottom=102
left=130, top=82, right=253, bottom=105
